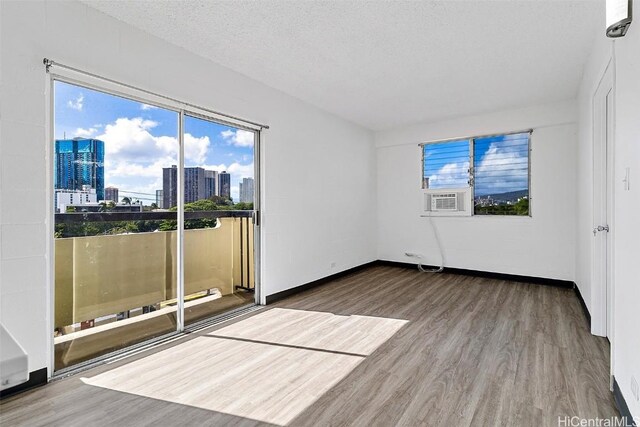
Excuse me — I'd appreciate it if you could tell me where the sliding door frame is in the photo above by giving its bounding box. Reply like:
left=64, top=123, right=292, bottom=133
left=46, top=67, right=263, bottom=376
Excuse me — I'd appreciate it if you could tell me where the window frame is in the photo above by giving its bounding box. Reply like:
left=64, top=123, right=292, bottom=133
left=420, top=129, right=532, bottom=217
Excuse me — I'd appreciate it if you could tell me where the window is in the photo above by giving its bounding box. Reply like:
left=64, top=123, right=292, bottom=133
left=422, top=131, right=530, bottom=216
left=422, top=139, right=470, bottom=190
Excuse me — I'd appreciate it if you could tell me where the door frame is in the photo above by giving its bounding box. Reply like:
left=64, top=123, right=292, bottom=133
left=591, top=60, right=615, bottom=342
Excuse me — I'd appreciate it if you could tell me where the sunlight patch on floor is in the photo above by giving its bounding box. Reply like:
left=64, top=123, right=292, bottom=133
left=82, top=308, right=408, bottom=425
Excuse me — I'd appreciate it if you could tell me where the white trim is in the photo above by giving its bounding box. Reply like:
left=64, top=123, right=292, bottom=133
left=46, top=73, right=55, bottom=378
left=258, top=131, right=267, bottom=306
left=590, top=59, right=615, bottom=339
left=609, top=44, right=617, bottom=390
left=177, top=111, right=185, bottom=332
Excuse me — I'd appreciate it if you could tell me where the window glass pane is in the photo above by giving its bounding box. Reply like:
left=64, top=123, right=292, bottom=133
left=423, top=139, right=470, bottom=189
left=53, top=80, right=178, bottom=370
left=473, top=132, right=529, bottom=215
left=182, top=115, right=255, bottom=325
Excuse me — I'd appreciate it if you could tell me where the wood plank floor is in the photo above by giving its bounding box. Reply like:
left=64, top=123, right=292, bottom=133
left=0, top=265, right=618, bottom=426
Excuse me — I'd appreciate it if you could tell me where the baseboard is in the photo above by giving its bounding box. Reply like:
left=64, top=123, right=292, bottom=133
left=573, top=284, right=592, bottom=329
left=265, top=259, right=575, bottom=305
left=0, top=367, right=48, bottom=400
left=265, top=261, right=378, bottom=304
left=379, top=260, right=592, bottom=326
left=376, top=260, right=574, bottom=288
left=613, top=377, right=637, bottom=426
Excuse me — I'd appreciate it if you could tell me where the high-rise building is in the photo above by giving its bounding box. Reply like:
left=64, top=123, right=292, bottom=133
left=184, top=167, right=206, bottom=203
left=239, top=177, right=254, bottom=203
left=162, top=165, right=178, bottom=208
left=155, top=190, right=163, bottom=208
left=105, top=186, right=119, bottom=203
left=218, top=171, right=231, bottom=200
left=205, top=170, right=218, bottom=198
left=163, top=166, right=220, bottom=208
left=54, top=138, right=105, bottom=200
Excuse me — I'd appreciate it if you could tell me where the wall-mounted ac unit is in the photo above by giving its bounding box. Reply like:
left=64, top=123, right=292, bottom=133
left=423, top=188, right=472, bottom=216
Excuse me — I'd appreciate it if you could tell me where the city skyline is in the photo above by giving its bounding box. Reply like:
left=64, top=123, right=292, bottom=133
left=54, top=80, right=255, bottom=204
left=53, top=137, right=255, bottom=209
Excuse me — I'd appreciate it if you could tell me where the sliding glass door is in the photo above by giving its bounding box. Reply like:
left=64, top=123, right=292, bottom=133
left=52, top=80, right=258, bottom=371
left=181, top=114, right=256, bottom=325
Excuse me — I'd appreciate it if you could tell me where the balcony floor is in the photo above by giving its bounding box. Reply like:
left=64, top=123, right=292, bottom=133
left=0, top=265, right=618, bottom=426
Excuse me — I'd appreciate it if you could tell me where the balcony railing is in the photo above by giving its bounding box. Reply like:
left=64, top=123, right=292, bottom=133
left=54, top=210, right=254, bottom=330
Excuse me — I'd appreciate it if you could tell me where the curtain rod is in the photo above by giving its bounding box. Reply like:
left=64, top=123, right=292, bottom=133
left=43, top=58, right=270, bottom=130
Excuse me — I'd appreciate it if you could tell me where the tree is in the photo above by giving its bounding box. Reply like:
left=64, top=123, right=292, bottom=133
left=209, top=195, right=232, bottom=206
left=99, top=201, right=116, bottom=212
left=159, top=199, right=219, bottom=231
left=122, top=197, right=132, bottom=205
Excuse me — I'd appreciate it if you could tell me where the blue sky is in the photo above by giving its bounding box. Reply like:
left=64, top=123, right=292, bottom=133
left=54, top=81, right=254, bottom=204
left=424, top=133, right=529, bottom=197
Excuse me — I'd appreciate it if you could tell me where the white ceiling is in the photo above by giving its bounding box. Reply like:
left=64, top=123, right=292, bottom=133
left=83, top=0, right=602, bottom=131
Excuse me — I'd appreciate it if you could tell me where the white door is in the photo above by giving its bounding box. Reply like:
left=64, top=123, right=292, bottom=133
left=592, top=63, right=614, bottom=339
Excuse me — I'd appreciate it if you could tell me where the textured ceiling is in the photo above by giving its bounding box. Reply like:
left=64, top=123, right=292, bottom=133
left=83, top=0, right=602, bottom=131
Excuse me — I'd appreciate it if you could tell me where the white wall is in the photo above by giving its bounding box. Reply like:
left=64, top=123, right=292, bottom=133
left=576, top=26, right=639, bottom=420
left=376, top=100, right=577, bottom=280
left=0, top=0, right=376, bottom=375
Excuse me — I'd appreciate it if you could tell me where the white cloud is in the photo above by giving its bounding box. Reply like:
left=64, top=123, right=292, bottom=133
left=184, top=134, right=210, bottom=165
left=98, top=117, right=162, bottom=161
left=198, top=162, right=254, bottom=179
left=96, top=117, right=214, bottom=199
left=74, top=127, right=98, bottom=138
left=220, top=129, right=254, bottom=147
left=67, top=94, right=84, bottom=111
left=474, top=142, right=528, bottom=195
left=140, top=103, right=158, bottom=111
left=98, top=118, right=174, bottom=197
left=428, top=161, right=469, bottom=188
left=227, top=162, right=254, bottom=178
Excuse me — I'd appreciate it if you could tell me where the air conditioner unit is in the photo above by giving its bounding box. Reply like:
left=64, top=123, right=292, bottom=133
left=423, top=188, right=472, bottom=216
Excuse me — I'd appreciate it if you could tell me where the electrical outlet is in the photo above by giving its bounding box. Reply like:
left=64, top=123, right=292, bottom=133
left=631, top=376, right=639, bottom=402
